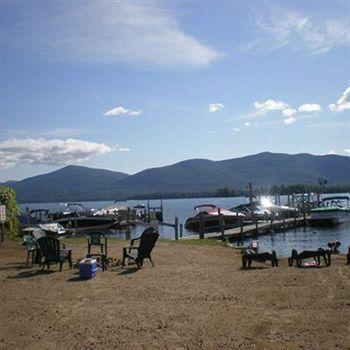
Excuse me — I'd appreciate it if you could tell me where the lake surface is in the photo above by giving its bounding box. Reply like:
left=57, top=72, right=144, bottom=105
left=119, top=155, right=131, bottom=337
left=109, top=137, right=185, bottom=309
left=20, top=194, right=350, bottom=257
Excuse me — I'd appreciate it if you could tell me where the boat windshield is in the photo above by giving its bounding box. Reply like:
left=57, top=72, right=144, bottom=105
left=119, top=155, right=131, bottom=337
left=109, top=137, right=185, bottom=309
left=58, top=203, right=89, bottom=214
left=194, top=205, right=217, bottom=213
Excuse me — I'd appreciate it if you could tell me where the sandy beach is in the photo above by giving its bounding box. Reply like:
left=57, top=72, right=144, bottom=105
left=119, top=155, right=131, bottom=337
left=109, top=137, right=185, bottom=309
left=0, top=239, right=349, bottom=350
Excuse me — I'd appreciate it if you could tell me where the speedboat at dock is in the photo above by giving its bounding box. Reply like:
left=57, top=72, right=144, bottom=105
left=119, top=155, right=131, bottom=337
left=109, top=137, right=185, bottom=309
left=185, top=204, right=245, bottom=232
left=309, top=196, right=350, bottom=226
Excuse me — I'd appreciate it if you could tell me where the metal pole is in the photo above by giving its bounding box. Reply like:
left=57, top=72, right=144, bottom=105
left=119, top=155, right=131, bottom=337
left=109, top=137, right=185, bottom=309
left=303, top=209, right=307, bottom=226
left=248, top=183, right=253, bottom=205
left=147, top=199, right=150, bottom=222
left=270, top=217, right=273, bottom=232
left=179, top=224, right=183, bottom=238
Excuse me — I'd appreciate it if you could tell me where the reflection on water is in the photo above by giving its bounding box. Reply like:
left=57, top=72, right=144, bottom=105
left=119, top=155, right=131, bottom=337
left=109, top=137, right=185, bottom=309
left=20, top=195, right=350, bottom=257
left=244, top=224, right=350, bottom=257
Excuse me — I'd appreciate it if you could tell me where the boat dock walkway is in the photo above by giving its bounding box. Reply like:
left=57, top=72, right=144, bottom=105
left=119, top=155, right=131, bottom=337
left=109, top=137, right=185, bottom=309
left=180, top=216, right=309, bottom=240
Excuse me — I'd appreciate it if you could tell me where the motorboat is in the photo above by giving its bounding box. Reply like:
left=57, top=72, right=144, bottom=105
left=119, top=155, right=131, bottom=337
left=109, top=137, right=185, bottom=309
left=92, top=203, right=128, bottom=217
left=230, top=203, right=273, bottom=221
left=52, top=211, right=115, bottom=233
left=185, top=204, right=245, bottom=232
left=50, top=203, right=116, bottom=233
left=259, top=197, right=298, bottom=219
left=309, top=196, right=350, bottom=226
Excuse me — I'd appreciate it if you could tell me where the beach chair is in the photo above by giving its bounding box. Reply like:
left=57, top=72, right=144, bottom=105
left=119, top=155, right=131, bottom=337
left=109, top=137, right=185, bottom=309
left=36, top=236, right=72, bottom=271
left=122, top=227, right=159, bottom=269
left=87, top=232, right=108, bottom=255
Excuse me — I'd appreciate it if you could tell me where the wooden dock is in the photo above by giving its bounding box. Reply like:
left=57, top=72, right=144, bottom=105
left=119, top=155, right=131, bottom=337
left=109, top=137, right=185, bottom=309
left=181, top=216, right=309, bottom=240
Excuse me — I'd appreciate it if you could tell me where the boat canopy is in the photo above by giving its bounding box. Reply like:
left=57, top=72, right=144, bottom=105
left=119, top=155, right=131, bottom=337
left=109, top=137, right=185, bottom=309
left=322, top=196, right=349, bottom=202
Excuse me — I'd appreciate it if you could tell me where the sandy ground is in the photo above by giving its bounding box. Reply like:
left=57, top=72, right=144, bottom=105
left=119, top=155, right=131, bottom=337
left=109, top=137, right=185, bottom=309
left=0, top=239, right=349, bottom=350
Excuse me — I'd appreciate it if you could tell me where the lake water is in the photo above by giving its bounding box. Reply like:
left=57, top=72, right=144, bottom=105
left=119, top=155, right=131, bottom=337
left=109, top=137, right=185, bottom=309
left=19, top=194, right=350, bottom=257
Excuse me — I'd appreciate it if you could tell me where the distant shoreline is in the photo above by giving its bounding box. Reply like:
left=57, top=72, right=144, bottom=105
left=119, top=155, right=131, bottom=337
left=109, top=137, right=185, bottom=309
left=16, top=187, right=350, bottom=205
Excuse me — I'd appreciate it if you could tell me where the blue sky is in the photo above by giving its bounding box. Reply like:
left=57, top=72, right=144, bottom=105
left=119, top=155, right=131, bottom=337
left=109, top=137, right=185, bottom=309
left=0, top=0, right=349, bottom=181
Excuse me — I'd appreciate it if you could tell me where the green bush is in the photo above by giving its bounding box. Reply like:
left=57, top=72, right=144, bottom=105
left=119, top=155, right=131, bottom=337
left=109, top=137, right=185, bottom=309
left=0, top=186, right=20, bottom=238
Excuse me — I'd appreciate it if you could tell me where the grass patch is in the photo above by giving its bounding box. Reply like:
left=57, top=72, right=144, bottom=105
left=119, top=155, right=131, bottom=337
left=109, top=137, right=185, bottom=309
left=171, top=239, right=227, bottom=247
left=61, top=236, right=124, bottom=244
left=158, top=238, right=172, bottom=243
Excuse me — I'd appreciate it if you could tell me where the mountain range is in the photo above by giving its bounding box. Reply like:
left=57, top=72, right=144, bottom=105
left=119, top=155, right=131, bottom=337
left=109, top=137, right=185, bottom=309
left=2, top=152, right=350, bottom=203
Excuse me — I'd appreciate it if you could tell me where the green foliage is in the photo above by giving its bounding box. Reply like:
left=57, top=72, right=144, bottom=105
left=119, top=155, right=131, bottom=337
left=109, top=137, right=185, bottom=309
left=0, top=186, right=20, bottom=238
left=61, top=236, right=123, bottom=244
left=268, top=183, right=350, bottom=195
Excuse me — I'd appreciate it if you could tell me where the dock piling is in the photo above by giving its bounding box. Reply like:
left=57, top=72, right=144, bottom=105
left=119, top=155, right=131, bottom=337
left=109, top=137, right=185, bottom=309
left=255, top=216, right=259, bottom=235
left=199, top=215, right=204, bottom=239
left=174, top=217, right=179, bottom=240
left=218, top=212, right=224, bottom=239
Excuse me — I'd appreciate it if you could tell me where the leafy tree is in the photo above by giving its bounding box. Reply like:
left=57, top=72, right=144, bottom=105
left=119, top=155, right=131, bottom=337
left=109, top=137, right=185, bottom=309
left=0, top=186, right=20, bottom=239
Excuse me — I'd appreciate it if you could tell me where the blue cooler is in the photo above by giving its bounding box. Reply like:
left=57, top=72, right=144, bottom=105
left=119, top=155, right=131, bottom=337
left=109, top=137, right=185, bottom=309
left=79, top=258, right=98, bottom=279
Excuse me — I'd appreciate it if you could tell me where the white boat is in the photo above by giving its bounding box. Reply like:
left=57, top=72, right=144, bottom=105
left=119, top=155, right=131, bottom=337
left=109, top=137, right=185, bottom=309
left=185, top=204, right=245, bottom=231
left=309, top=196, right=350, bottom=226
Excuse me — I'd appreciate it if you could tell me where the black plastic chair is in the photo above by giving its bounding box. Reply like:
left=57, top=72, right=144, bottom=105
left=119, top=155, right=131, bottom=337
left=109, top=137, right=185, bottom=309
left=37, top=236, right=72, bottom=271
left=122, top=227, right=159, bottom=269
left=87, top=232, right=108, bottom=255
left=23, top=235, right=38, bottom=267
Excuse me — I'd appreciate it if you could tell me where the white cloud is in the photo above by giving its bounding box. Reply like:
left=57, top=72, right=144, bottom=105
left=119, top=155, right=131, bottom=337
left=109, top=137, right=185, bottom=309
left=5, top=128, right=94, bottom=138
left=118, top=147, right=130, bottom=152
left=0, top=138, right=117, bottom=169
left=243, top=6, right=350, bottom=54
left=284, top=116, right=296, bottom=125
left=244, top=121, right=251, bottom=126
left=329, top=87, right=350, bottom=112
left=39, top=128, right=93, bottom=138
left=253, top=99, right=320, bottom=125
left=233, top=128, right=240, bottom=132
left=298, top=103, right=321, bottom=113
left=208, top=103, right=224, bottom=113
left=254, top=99, right=290, bottom=115
left=1, top=1, right=222, bottom=69
left=282, top=108, right=297, bottom=117
left=128, top=109, right=143, bottom=116
left=104, top=106, right=142, bottom=117
left=344, top=148, right=350, bottom=155
left=327, top=150, right=336, bottom=155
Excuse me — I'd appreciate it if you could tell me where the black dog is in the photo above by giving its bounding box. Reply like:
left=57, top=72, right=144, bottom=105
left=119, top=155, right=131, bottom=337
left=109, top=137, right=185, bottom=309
left=241, top=249, right=278, bottom=269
